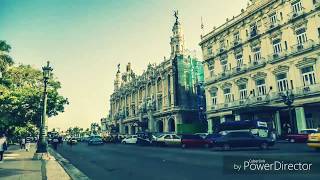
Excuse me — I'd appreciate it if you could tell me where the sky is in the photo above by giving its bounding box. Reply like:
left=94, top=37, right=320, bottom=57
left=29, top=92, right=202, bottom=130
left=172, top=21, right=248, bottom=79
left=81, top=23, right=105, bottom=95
left=0, top=0, right=248, bottom=131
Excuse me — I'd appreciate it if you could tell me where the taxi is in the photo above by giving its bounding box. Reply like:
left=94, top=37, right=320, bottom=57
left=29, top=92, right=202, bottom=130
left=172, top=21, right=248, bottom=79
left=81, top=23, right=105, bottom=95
left=307, top=132, right=320, bottom=151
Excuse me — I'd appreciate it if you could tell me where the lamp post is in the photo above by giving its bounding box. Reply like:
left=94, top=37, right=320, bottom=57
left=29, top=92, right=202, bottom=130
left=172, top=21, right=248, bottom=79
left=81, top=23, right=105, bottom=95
left=281, top=90, right=295, bottom=134
left=36, top=61, right=53, bottom=153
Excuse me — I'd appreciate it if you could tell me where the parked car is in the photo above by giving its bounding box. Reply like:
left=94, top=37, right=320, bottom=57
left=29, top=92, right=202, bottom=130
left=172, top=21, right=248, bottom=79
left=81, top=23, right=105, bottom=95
left=285, top=129, right=318, bottom=143
left=214, top=131, right=275, bottom=151
left=181, top=134, right=208, bottom=148
left=67, top=138, right=78, bottom=145
left=204, top=133, right=223, bottom=148
left=153, top=134, right=181, bottom=146
left=88, top=136, right=104, bottom=145
left=121, top=135, right=138, bottom=144
left=307, top=132, right=320, bottom=151
left=194, top=133, right=209, bottom=139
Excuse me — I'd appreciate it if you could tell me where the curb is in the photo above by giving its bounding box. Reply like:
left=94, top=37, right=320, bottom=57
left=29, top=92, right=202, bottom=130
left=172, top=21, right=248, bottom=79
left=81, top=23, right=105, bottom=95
left=48, top=147, right=91, bottom=180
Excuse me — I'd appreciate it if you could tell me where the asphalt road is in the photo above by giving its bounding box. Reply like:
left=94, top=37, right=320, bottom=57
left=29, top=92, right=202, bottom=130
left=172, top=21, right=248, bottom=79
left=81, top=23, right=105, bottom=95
left=56, top=142, right=320, bottom=180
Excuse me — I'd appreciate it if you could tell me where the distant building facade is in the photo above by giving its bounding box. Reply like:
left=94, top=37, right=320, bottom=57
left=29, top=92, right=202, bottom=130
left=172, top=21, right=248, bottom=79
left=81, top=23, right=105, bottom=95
left=108, top=13, right=205, bottom=134
left=200, top=0, right=320, bottom=135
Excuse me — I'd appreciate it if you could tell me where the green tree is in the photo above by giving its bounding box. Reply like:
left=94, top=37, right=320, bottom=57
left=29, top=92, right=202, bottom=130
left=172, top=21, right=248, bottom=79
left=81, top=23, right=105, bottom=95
left=0, top=41, right=68, bottom=134
left=0, top=40, right=14, bottom=72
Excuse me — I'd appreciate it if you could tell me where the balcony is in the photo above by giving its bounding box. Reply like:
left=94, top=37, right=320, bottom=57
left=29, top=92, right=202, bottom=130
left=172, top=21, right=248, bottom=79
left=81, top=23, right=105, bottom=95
left=248, top=29, right=260, bottom=41
left=204, top=52, right=215, bottom=61
left=265, top=20, right=280, bottom=32
left=232, top=39, right=242, bottom=48
left=294, top=84, right=320, bottom=98
left=288, top=9, right=305, bottom=22
left=217, top=46, right=227, bottom=56
left=315, top=1, right=320, bottom=9
left=231, top=64, right=247, bottom=76
left=248, top=58, right=266, bottom=70
left=291, top=40, right=315, bottom=55
left=267, top=51, right=287, bottom=64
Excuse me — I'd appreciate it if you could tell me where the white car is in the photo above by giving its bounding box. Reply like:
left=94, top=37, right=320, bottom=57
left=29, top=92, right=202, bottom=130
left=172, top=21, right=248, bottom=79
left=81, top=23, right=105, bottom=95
left=121, top=135, right=138, bottom=144
left=153, top=134, right=181, bottom=146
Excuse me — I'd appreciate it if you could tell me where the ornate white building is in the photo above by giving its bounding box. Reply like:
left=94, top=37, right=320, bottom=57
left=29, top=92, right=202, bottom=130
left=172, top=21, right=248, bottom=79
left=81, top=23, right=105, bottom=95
left=200, top=0, right=320, bottom=135
left=107, top=12, right=205, bottom=135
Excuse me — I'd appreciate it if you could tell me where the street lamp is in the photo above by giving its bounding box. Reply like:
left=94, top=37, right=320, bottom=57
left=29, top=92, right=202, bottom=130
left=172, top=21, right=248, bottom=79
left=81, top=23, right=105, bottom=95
left=36, top=61, right=53, bottom=153
left=281, top=90, right=295, bottom=134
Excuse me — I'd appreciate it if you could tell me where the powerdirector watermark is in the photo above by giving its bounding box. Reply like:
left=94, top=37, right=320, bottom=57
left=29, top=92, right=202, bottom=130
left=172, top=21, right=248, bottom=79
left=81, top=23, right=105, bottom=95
left=223, top=155, right=320, bottom=174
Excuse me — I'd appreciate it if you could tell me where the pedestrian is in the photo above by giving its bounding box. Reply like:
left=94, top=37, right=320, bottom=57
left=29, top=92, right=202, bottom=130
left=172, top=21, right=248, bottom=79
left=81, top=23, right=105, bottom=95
left=25, top=136, right=31, bottom=152
left=52, top=136, right=59, bottom=150
left=0, top=133, right=7, bottom=163
left=21, top=137, right=26, bottom=149
left=58, top=136, right=63, bottom=146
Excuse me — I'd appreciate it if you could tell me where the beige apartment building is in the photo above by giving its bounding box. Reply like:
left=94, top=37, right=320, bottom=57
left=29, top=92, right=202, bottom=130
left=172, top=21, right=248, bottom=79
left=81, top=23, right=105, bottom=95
left=200, top=0, right=320, bottom=135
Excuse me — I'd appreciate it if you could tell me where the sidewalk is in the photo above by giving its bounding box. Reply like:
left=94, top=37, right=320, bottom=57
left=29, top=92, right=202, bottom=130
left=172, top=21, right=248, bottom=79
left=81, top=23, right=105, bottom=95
left=0, top=144, right=71, bottom=180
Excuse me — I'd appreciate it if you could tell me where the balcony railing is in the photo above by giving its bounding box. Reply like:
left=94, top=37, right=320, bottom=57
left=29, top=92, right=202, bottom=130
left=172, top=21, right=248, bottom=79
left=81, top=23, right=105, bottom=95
left=294, top=84, right=320, bottom=97
left=267, top=50, right=287, bottom=64
left=231, top=64, right=247, bottom=75
left=208, top=84, right=320, bottom=112
left=204, top=52, right=215, bottom=60
left=249, top=29, right=260, bottom=40
left=289, top=9, right=305, bottom=21
left=248, top=58, right=266, bottom=70
left=265, top=19, right=280, bottom=31
left=232, top=39, right=242, bottom=47
left=217, top=46, right=227, bottom=55
left=315, top=1, right=320, bottom=9
left=291, top=40, right=315, bottom=54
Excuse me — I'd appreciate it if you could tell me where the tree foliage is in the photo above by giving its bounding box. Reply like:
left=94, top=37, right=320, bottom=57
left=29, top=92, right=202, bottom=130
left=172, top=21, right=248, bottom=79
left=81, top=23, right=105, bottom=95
left=0, top=41, right=69, bottom=133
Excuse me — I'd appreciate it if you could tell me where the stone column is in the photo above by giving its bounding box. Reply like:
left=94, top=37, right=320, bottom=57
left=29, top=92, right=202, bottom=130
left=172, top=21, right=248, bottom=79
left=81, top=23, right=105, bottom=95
left=275, top=111, right=282, bottom=136
left=148, top=110, right=155, bottom=132
left=170, top=73, right=174, bottom=107
left=295, top=107, right=307, bottom=133
left=235, top=114, right=241, bottom=121
left=162, top=78, right=165, bottom=110
left=119, top=120, right=124, bottom=134
left=207, top=118, right=213, bottom=134
left=220, top=116, right=226, bottom=123
left=163, top=118, right=168, bottom=132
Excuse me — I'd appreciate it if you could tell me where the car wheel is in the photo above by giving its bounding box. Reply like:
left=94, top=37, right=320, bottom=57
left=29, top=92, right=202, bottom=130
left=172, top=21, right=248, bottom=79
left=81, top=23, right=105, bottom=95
left=181, top=143, right=187, bottom=149
left=204, top=143, right=211, bottom=148
left=290, top=139, right=295, bottom=143
left=122, top=141, right=126, bottom=144
left=260, top=142, right=268, bottom=150
left=223, top=144, right=231, bottom=151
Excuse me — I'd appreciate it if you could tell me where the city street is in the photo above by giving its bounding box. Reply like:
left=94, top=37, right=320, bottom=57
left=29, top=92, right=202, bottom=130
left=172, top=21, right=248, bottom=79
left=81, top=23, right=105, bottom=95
left=56, top=143, right=320, bottom=180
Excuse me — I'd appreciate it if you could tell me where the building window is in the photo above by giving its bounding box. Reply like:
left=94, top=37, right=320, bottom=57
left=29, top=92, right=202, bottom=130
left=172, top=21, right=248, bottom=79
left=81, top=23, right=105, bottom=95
left=250, top=23, right=258, bottom=38
left=207, top=46, right=213, bottom=55
left=221, top=60, right=228, bottom=72
left=224, top=88, right=232, bottom=103
left=276, top=73, right=289, bottom=92
left=208, top=64, right=215, bottom=77
left=211, top=91, right=217, bottom=105
left=234, top=32, right=240, bottom=44
left=239, top=84, right=247, bottom=100
left=317, top=27, right=320, bottom=37
left=219, top=40, right=225, bottom=51
left=296, top=27, right=307, bottom=45
left=236, top=54, right=243, bottom=68
left=273, top=39, right=282, bottom=54
left=292, top=0, right=303, bottom=13
left=256, top=79, right=267, bottom=96
left=269, top=13, right=277, bottom=26
left=301, top=66, right=316, bottom=86
left=253, top=47, right=261, bottom=62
